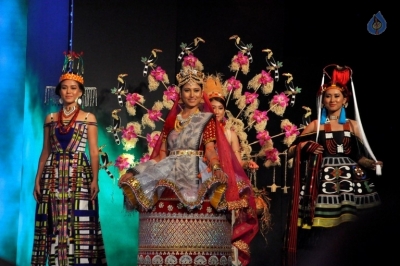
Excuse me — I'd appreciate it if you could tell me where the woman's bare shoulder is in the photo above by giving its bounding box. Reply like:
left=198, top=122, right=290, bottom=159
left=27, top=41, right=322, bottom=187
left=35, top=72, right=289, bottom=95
left=301, top=119, right=318, bottom=135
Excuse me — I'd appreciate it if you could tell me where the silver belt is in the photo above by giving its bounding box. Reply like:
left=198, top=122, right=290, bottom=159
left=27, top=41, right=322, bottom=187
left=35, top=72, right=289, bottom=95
left=322, top=157, right=356, bottom=166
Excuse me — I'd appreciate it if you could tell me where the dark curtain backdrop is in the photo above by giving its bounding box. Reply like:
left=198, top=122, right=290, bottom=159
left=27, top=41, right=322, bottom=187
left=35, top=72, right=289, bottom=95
left=73, top=1, right=394, bottom=265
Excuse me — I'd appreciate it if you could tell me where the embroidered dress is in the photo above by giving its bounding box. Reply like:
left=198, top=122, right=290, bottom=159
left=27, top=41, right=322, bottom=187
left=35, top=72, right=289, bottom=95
left=31, top=113, right=107, bottom=266
left=123, top=112, right=234, bottom=265
left=311, top=122, right=380, bottom=226
left=284, top=121, right=381, bottom=265
left=297, top=122, right=380, bottom=228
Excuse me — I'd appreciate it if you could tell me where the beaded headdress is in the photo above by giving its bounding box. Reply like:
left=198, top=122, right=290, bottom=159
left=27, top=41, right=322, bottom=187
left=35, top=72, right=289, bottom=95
left=44, top=51, right=97, bottom=106
left=59, top=51, right=84, bottom=84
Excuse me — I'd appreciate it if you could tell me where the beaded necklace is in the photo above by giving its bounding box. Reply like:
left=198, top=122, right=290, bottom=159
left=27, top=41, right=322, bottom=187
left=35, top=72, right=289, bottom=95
left=63, top=105, right=76, bottom=117
left=57, top=105, right=80, bottom=134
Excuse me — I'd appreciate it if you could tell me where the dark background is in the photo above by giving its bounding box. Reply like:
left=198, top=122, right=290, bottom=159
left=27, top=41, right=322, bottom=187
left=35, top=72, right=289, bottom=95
left=74, top=0, right=394, bottom=265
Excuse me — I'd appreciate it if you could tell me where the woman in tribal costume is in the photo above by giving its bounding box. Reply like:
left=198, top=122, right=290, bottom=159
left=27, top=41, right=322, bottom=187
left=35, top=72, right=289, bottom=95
left=283, top=65, right=383, bottom=266
left=31, top=52, right=107, bottom=266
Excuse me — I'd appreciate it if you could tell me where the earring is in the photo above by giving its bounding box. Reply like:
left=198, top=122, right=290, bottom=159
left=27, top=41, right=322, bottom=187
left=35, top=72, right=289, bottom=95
left=77, top=98, right=82, bottom=105
left=320, top=107, right=327, bottom=124
left=339, top=106, right=346, bottom=124
left=59, top=98, right=63, bottom=104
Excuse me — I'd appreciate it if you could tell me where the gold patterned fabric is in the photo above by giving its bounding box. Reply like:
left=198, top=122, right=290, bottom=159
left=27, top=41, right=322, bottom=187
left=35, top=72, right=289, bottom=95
left=137, top=190, right=233, bottom=266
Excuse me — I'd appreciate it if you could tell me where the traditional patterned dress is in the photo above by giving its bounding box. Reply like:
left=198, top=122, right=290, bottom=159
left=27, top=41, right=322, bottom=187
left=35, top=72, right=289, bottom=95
left=31, top=113, right=107, bottom=266
left=122, top=112, right=234, bottom=265
left=297, top=121, right=380, bottom=227
left=284, top=120, right=381, bottom=265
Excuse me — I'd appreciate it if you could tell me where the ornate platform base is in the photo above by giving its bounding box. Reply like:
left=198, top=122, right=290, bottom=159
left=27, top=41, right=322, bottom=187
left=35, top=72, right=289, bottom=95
left=137, top=190, right=233, bottom=265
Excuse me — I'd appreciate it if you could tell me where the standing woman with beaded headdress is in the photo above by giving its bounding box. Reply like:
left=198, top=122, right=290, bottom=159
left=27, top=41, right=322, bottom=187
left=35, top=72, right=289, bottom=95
left=283, top=65, right=383, bottom=266
left=119, top=49, right=258, bottom=265
left=31, top=52, right=107, bottom=265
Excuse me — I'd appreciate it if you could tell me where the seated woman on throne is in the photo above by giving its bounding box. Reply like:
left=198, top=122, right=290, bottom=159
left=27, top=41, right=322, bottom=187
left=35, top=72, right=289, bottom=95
left=118, top=53, right=258, bottom=266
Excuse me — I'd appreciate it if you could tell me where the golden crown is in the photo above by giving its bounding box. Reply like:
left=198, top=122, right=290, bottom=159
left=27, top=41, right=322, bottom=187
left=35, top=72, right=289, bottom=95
left=176, top=68, right=205, bottom=87
left=203, top=74, right=225, bottom=100
left=59, top=51, right=84, bottom=84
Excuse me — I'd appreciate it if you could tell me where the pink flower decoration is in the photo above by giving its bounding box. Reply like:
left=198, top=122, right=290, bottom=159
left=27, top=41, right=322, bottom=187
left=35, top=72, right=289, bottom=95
left=126, top=93, right=141, bottom=106
left=226, top=76, right=241, bottom=92
left=114, top=156, right=130, bottom=171
left=259, top=70, right=273, bottom=84
left=122, top=125, right=138, bottom=141
left=233, top=51, right=249, bottom=66
left=245, top=92, right=259, bottom=104
left=272, top=92, right=289, bottom=107
left=256, top=130, right=271, bottom=146
left=150, top=66, right=166, bottom=81
left=265, top=148, right=279, bottom=162
left=283, top=124, right=300, bottom=137
left=140, top=154, right=150, bottom=163
left=148, top=109, right=162, bottom=122
left=252, top=110, right=269, bottom=123
left=146, top=133, right=160, bottom=149
left=183, top=54, right=198, bottom=67
left=164, top=86, right=179, bottom=101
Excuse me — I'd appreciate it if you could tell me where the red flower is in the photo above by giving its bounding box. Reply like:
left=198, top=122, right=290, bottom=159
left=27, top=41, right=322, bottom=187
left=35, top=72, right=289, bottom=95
left=150, top=66, right=166, bottom=81
left=272, top=92, right=289, bottom=107
left=252, top=110, right=269, bottom=123
left=140, top=154, right=150, bottom=163
left=245, top=92, right=259, bottom=104
left=148, top=109, right=162, bottom=122
left=164, top=86, right=179, bottom=101
left=259, top=70, right=273, bottom=85
left=283, top=124, right=300, bottom=137
left=126, top=93, right=142, bottom=106
left=122, top=125, right=138, bottom=141
left=226, top=76, right=241, bottom=91
left=146, top=133, right=160, bottom=148
left=256, top=130, right=271, bottom=146
left=183, top=54, right=198, bottom=67
left=114, top=156, right=130, bottom=171
left=265, top=148, right=279, bottom=162
left=233, top=51, right=249, bottom=66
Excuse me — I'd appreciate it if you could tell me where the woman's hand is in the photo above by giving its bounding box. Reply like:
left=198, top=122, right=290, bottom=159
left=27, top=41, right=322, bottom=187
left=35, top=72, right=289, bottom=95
left=90, top=181, right=100, bottom=200
left=359, top=157, right=383, bottom=171
left=372, top=160, right=383, bottom=171
left=213, top=169, right=227, bottom=183
left=33, top=182, right=41, bottom=203
left=301, top=141, right=324, bottom=154
left=118, top=172, right=134, bottom=187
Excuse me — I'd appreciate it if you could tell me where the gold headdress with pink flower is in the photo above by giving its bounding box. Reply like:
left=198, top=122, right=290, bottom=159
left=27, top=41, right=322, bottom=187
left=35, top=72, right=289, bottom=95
left=175, top=37, right=206, bottom=87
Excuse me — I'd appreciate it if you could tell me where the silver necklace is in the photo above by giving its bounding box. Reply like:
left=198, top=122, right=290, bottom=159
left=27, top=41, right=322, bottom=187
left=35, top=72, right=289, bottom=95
left=177, top=110, right=198, bottom=124
left=63, top=105, right=76, bottom=116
